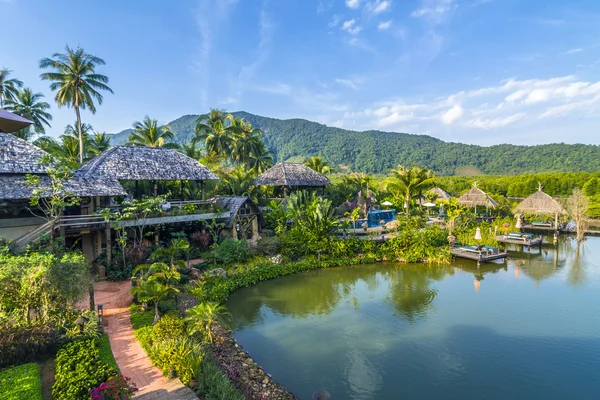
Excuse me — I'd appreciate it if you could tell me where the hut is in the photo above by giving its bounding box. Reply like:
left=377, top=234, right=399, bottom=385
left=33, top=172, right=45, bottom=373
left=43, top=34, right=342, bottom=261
left=75, top=146, right=219, bottom=198
left=513, top=184, right=566, bottom=229
left=456, top=182, right=498, bottom=215
left=253, top=162, right=331, bottom=195
left=429, top=187, right=452, bottom=201
left=214, top=196, right=261, bottom=240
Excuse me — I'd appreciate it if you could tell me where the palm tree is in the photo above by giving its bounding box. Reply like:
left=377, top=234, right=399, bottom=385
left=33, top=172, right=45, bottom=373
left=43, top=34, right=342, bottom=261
left=88, top=132, right=111, bottom=156
left=0, top=68, right=23, bottom=107
left=385, top=166, right=435, bottom=215
left=150, top=238, right=189, bottom=270
left=4, top=88, right=52, bottom=138
left=195, top=109, right=234, bottom=159
left=180, top=139, right=201, bottom=159
left=219, top=166, right=257, bottom=197
left=53, top=135, right=82, bottom=168
left=64, top=121, right=94, bottom=139
left=305, top=156, right=333, bottom=174
left=184, top=302, right=230, bottom=343
left=246, top=142, right=274, bottom=173
left=127, top=117, right=178, bottom=148
left=39, top=45, right=113, bottom=163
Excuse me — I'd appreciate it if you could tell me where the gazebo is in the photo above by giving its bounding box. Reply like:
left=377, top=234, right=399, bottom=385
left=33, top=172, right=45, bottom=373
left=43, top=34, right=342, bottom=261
left=252, top=162, right=331, bottom=195
left=513, top=184, right=566, bottom=229
left=457, top=182, right=498, bottom=215
left=75, top=146, right=219, bottom=199
left=429, top=187, right=452, bottom=201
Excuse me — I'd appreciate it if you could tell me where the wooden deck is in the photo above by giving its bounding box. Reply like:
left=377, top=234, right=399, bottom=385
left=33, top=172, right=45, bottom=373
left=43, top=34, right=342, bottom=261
left=451, top=246, right=508, bottom=262
left=495, top=234, right=542, bottom=247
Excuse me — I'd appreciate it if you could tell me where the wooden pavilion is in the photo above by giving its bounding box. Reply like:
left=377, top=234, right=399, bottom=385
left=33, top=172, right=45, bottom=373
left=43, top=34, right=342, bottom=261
left=252, top=162, right=331, bottom=195
left=456, top=182, right=498, bottom=215
left=513, top=184, right=566, bottom=229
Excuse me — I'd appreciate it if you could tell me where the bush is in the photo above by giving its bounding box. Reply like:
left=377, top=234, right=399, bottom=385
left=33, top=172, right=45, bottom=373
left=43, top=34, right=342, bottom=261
left=90, top=375, right=137, bottom=400
left=255, top=236, right=282, bottom=256
left=214, top=239, right=249, bottom=264
left=52, top=338, right=116, bottom=400
left=195, top=354, right=244, bottom=400
left=0, top=323, right=64, bottom=369
left=148, top=337, right=203, bottom=386
left=97, top=334, right=119, bottom=372
left=0, top=363, right=43, bottom=400
left=152, top=314, right=185, bottom=342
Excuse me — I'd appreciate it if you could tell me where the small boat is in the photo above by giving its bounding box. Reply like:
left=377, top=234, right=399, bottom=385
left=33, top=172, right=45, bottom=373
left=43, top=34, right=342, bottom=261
left=451, top=245, right=508, bottom=262
left=495, top=232, right=542, bottom=247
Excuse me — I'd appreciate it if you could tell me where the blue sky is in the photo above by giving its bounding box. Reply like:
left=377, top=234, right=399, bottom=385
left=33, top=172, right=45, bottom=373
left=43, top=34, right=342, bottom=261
left=1, top=0, right=599, bottom=145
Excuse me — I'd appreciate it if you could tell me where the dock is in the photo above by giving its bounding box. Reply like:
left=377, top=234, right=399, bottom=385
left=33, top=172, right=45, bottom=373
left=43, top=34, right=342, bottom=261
left=451, top=245, right=508, bottom=263
left=495, top=233, right=542, bottom=247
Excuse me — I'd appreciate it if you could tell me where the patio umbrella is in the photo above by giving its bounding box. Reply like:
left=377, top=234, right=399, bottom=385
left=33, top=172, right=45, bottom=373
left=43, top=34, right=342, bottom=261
left=515, top=215, right=523, bottom=229
left=474, top=227, right=482, bottom=240
left=0, top=108, right=32, bottom=133
left=381, top=201, right=393, bottom=206
left=423, top=202, right=436, bottom=207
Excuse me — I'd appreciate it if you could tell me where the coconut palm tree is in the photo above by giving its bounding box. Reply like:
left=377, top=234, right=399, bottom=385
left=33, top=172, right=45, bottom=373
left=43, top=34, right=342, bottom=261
left=4, top=88, right=52, bottom=138
left=127, top=116, right=178, bottom=148
left=219, top=166, right=257, bottom=197
left=305, top=156, right=333, bottom=174
left=385, top=166, right=435, bottom=215
left=246, top=142, right=274, bottom=173
left=0, top=68, right=23, bottom=107
left=195, top=109, right=234, bottom=159
left=88, top=132, right=111, bottom=156
left=64, top=121, right=94, bottom=139
left=180, top=139, right=201, bottom=159
left=39, top=45, right=113, bottom=163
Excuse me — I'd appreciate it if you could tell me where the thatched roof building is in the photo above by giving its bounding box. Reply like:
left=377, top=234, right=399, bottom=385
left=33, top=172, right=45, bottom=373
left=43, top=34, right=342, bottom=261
left=457, top=183, right=498, bottom=209
left=76, top=146, right=219, bottom=182
left=0, top=132, right=125, bottom=200
left=252, top=162, right=331, bottom=187
left=514, top=187, right=566, bottom=215
left=214, top=196, right=261, bottom=228
left=429, top=187, right=452, bottom=201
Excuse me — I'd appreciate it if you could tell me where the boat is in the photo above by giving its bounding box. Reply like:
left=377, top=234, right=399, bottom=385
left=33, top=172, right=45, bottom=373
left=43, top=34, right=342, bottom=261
left=495, top=232, right=543, bottom=247
left=451, top=245, right=508, bottom=262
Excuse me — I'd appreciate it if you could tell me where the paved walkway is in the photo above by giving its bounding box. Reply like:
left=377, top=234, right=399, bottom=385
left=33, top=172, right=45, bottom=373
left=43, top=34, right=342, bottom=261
left=93, top=281, right=198, bottom=400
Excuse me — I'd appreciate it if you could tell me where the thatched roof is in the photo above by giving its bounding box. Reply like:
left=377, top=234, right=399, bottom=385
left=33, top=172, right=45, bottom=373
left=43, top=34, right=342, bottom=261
left=76, top=146, right=219, bottom=181
left=514, top=188, right=566, bottom=215
left=214, top=196, right=260, bottom=228
left=0, top=132, right=47, bottom=174
left=252, top=162, right=331, bottom=187
left=457, top=184, right=498, bottom=208
left=430, top=187, right=452, bottom=201
left=0, top=175, right=126, bottom=200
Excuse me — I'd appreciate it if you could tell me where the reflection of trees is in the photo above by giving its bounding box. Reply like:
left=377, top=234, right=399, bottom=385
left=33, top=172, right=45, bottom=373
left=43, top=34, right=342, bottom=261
left=568, top=244, right=585, bottom=287
left=386, top=265, right=453, bottom=322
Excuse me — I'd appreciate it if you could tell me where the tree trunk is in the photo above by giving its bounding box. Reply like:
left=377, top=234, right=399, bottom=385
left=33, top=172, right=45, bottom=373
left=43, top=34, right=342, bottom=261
left=89, top=279, right=95, bottom=311
left=154, top=301, right=160, bottom=323
left=75, top=100, right=84, bottom=164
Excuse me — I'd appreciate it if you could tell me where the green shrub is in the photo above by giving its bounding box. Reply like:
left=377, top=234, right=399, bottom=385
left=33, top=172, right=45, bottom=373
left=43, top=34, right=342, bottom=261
left=152, top=314, right=185, bottom=342
left=214, top=239, right=249, bottom=264
left=0, top=363, right=43, bottom=400
left=255, top=236, right=282, bottom=256
left=195, top=354, right=244, bottom=400
left=148, top=337, right=203, bottom=386
left=97, top=334, right=119, bottom=372
left=0, top=323, right=64, bottom=369
left=52, top=338, right=116, bottom=400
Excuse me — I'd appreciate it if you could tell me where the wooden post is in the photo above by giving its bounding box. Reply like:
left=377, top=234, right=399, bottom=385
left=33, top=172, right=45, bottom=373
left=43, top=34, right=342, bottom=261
left=105, top=226, right=111, bottom=265
left=153, top=181, right=158, bottom=197
left=201, top=181, right=205, bottom=200
left=554, top=213, right=559, bottom=230
left=180, top=180, right=184, bottom=200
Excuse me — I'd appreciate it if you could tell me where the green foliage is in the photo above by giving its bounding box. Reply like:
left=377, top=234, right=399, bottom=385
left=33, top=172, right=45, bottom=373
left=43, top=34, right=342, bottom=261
left=255, top=236, right=282, bottom=256
left=52, top=338, right=116, bottom=400
left=152, top=314, right=186, bottom=342
left=0, top=363, right=43, bottom=400
left=132, top=262, right=181, bottom=323
left=214, top=239, right=250, bottom=264
left=97, top=333, right=119, bottom=372
left=147, top=337, right=203, bottom=386
left=184, top=302, right=230, bottom=344
left=195, top=354, right=244, bottom=400
left=0, top=323, right=63, bottom=369
left=583, top=177, right=600, bottom=197
left=381, top=225, right=451, bottom=263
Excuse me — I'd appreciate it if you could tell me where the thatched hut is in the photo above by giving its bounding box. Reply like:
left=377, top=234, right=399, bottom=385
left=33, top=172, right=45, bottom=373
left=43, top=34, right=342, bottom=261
left=514, top=185, right=566, bottom=229
left=75, top=146, right=219, bottom=198
left=214, top=196, right=261, bottom=240
left=457, top=182, right=498, bottom=214
left=252, top=162, right=331, bottom=195
left=429, top=187, right=452, bottom=201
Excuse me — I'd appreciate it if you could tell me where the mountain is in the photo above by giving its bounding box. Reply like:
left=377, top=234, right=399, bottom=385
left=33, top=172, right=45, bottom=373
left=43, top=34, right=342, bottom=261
left=107, top=112, right=600, bottom=176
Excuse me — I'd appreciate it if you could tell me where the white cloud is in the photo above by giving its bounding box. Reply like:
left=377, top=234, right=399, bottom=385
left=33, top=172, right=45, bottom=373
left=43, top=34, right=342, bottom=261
left=563, top=48, right=583, bottom=55
left=379, top=112, right=414, bottom=126
left=465, top=113, right=526, bottom=129
left=342, top=19, right=362, bottom=34
left=346, top=0, right=361, bottom=9
left=378, top=20, right=392, bottom=30
left=366, top=0, right=391, bottom=14
left=347, top=37, right=376, bottom=53
left=441, top=105, right=464, bottom=125
left=411, top=0, right=456, bottom=20
left=336, top=78, right=361, bottom=90
left=329, top=14, right=342, bottom=27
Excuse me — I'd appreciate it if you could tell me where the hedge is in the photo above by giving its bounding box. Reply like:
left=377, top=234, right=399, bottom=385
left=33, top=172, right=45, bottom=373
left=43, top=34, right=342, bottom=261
left=0, top=323, right=64, bottom=369
left=0, top=363, right=43, bottom=400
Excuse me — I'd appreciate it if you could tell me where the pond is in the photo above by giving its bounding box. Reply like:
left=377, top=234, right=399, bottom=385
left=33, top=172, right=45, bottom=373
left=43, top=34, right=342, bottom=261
left=226, top=236, right=600, bottom=400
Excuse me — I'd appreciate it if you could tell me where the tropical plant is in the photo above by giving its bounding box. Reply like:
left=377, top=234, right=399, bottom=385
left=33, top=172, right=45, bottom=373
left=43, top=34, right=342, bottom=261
left=150, top=238, right=189, bottom=270
left=184, top=302, right=230, bottom=343
left=127, top=116, right=178, bottom=148
left=305, top=156, right=333, bottom=174
left=218, top=166, right=257, bottom=197
left=0, top=67, right=23, bottom=107
left=195, top=109, right=234, bottom=159
left=385, top=166, right=435, bottom=215
left=4, top=88, right=52, bottom=137
left=88, top=132, right=111, bottom=155
left=131, top=262, right=180, bottom=323
left=180, top=139, right=201, bottom=159
left=40, top=45, right=113, bottom=163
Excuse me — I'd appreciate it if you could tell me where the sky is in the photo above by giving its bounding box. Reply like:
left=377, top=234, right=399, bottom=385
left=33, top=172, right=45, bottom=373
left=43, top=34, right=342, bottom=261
left=1, top=0, right=599, bottom=146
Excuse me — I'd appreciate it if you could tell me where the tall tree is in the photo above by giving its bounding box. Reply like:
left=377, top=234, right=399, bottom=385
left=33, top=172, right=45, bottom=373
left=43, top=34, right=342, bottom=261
left=88, top=132, right=111, bottom=156
left=180, top=139, right=201, bottom=159
left=305, top=156, right=333, bottom=174
left=4, top=88, right=52, bottom=138
left=246, top=141, right=274, bottom=173
left=567, top=188, right=590, bottom=243
left=0, top=68, right=23, bottom=107
left=39, top=45, right=113, bottom=163
left=195, top=109, right=234, bottom=159
left=385, top=166, right=435, bottom=215
left=127, top=116, right=178, bottom=148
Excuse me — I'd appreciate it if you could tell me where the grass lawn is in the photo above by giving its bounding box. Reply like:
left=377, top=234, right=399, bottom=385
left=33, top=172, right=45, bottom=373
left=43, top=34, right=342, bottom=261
left=0, top=363, right=43, bottom=400
left=97, top=333, right=119, bottom=372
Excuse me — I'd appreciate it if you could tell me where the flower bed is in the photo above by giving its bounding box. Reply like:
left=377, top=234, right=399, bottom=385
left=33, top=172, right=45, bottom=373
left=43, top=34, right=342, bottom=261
left=0, top=363, right=43, bottom=400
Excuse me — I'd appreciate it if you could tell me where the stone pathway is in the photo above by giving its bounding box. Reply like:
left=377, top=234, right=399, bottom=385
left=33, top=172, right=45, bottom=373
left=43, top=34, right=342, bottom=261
left=94, top=281, right=198, bottom=400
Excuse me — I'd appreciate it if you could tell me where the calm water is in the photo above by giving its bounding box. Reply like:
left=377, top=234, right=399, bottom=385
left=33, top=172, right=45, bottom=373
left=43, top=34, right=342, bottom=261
left=227, top=236, right=600, bottom=400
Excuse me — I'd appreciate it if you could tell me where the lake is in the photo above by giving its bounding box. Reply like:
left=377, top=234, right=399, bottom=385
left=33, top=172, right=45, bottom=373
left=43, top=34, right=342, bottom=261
left=227, top=236, right=600, bottom=400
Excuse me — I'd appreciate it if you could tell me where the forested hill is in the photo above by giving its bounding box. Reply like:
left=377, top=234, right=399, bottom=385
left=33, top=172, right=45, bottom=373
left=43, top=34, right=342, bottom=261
left=108, top=112, right=600, bottom=176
